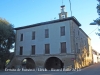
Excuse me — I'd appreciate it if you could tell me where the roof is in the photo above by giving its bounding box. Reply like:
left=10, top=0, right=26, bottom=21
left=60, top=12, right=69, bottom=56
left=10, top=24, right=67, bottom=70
left=14, top=16, right=81, bottom=30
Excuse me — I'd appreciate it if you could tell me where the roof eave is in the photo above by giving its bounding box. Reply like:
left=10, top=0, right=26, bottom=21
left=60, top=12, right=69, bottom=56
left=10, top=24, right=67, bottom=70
left=14, top=16, right=81, bottom=30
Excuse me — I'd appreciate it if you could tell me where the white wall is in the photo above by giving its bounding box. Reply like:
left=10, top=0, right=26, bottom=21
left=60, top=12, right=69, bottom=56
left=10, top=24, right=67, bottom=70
left=93, top=54, right=98, bottom=63
left=97, top=56, right=100, bottom=62
left=15, top=21, right=72, bottom=55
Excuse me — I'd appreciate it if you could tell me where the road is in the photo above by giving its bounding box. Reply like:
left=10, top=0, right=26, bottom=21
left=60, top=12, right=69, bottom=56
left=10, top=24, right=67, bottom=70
left=0, top=63, right=100, bottom=75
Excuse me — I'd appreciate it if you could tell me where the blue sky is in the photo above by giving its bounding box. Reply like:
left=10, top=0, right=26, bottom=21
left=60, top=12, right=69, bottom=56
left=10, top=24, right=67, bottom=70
left=0, top=0, right=100, bottom=52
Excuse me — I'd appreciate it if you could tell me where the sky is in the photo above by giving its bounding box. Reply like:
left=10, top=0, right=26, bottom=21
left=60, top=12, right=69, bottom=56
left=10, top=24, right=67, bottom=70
left=0, top=0, right=100, bottom=52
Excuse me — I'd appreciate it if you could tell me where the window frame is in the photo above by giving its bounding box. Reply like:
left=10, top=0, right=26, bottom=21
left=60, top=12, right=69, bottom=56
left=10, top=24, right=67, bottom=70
left=60, top=26, right=65, bottom=36
left=20, top=33, right=23, bottom=41
left=61, top=42, right=66, bottom=53
left=31, top=45, right=35, bottom=55
left=45, top=44, right=50, bottom=54
left=20, top=46, right=23, bottom=55
left=45, top=29, right=49, bottom=38
left=32, top=31, right=35, bottom=40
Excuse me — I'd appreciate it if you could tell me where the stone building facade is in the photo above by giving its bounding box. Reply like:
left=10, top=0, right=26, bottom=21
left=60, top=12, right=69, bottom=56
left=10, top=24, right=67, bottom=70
left=8, top=5, right=92, bottom=70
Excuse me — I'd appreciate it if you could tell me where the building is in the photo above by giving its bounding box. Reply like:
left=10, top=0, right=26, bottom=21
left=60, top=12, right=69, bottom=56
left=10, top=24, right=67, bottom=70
left=97, top=53, right=100, bottom=63
left=8, top=5, right=92, bottom=70
left=92, top=49, right=100, bottom=63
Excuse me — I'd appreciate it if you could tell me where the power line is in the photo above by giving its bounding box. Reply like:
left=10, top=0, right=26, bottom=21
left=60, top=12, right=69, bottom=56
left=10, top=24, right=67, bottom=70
left=88, top=26, right=99, bottom=35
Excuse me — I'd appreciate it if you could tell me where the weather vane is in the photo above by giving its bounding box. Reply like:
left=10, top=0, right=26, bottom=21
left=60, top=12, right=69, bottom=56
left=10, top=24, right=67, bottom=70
left=62, top=0, right=63, bottom=5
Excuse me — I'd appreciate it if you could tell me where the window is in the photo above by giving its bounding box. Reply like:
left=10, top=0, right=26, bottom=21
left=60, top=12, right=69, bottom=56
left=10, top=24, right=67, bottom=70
left=78, top=31, right=79, bottom=35
left=76, top=43, right=78, bottom=53
left=20, top=34, right=23, bottom=41
left=75, top=43, right=80, bottom=53
left=61, top=14, right=65, bottom=18
left=61, top=42, right=66, bottom=53
left=45, top=44, right=50, bottom=54
left=32, top=31, right=35, bottom=40
left=77, top=49, right=80, bottom=53
left=20, top=46, right=23, bottom=55
left=60, top=26, right=65, bottom=36
left=45, top=29, right=49, bottom=38
left=32, top=45, right=35, bottom=55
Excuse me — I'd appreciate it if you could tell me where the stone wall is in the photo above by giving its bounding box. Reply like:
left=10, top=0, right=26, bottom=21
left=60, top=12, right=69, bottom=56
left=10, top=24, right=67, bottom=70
left=7, top=54, right=75, bottom=69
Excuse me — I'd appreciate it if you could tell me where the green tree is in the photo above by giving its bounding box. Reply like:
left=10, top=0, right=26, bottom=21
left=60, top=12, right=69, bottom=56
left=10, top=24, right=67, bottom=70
left=0, top=18, right=15, bottom=69
left=90, top=0, right=100, bottom=36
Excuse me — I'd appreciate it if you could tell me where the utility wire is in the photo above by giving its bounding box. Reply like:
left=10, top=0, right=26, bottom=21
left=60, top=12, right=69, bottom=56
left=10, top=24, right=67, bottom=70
left=88, top=26, right=99, bottom=35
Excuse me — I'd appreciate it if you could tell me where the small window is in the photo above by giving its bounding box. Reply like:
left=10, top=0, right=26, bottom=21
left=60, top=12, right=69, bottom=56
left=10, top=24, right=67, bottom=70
left=20, top=34, right=23, bottom=41
left=76, top=43, right=78, bottom=53
left=20, top=46, right=23, bottom=55
left=61, top=15, right=65, bottom=18
left=45, top=44, right=50, bottom=54
left=61, top=42, right=66, bottom=53
left=32, top=45, right=35, bottom=55
left=60, top=26, right=65, bottom=36
left=45, top=29, right=49, bottom=38
left=78, top=31, right=79, bottom=35
left=77, top=49, right=80, bottom=53
left=32, top=31, right=35, bottom=40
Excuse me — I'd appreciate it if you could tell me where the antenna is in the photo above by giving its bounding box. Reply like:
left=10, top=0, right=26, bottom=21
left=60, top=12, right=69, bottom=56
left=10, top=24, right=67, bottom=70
left=61, top=0, right=65, bottom=13
left=69, top=0, right=72, bottom=16
left=62, top=0, right=63, bottom=5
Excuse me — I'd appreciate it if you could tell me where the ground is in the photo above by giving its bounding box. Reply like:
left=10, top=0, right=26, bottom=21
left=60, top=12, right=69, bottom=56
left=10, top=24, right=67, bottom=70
left=0, top=63, right=100, bottom=75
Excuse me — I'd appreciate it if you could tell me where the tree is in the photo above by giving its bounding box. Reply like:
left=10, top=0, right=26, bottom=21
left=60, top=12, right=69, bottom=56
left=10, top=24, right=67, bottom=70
left=90, top=0, right=100, bottom=36
left=0, top=18, right=15, bottom=69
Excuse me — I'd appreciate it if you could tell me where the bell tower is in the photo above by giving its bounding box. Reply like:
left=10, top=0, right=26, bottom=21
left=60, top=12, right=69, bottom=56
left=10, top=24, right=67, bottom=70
left=59, top=0, right=67, bottom=19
